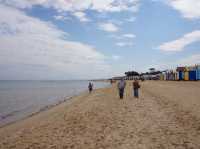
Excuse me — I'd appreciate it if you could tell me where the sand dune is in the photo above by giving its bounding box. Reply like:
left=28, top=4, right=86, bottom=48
left=0, top=81, right=200, bottom=149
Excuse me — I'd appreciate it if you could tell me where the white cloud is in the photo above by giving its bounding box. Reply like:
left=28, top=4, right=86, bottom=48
left=123, top=34, right=136, bottom=38
left=125, top=17, right=136, bottom=22
left=54, top=15, right=64, bottom=20
left=54, top=15, right=71, bottom=21
left=158, top=30, right=200, bottom=52
left=1, top=0, right=140, bottom=13
left=116, top=42, right=133, bottom=47
left=109, top=33, right=136, bottom=39
left=72, top=11, right=90, bottom=22
left=0, top=4, right=111, bottom=79
left=98, top=22, right=119, bottom=32
left=166, top=0, right=200, bottom=19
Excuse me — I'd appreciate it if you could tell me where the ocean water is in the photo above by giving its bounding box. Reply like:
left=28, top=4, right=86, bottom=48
left=0, top=80, right=109, bottom=127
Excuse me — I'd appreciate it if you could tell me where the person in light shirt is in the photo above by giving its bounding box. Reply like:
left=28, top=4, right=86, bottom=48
left=117, top=79, right=126, bottom=99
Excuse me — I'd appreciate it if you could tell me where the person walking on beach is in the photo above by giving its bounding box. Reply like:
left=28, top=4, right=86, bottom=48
left=133, top=79, right=140, bottom=98
left=88, top=82, right=93, bottom=93
left=110, top=79, right=113, bottom=85
left=117, top=78, right=126, bottom=99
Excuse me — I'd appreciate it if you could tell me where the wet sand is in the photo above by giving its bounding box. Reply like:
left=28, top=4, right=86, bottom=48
left=0, top=81, right=200, bottom=149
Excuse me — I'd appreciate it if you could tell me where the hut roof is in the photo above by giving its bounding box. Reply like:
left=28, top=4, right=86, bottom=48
left=176, top=67, right=185, bottom=71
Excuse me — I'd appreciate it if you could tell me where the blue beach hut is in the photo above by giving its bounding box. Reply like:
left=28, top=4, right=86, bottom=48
left=198, top=70, right=200, bottom=80
left=187, top=66, right=197, bottom=81
left=179, top=71, right=184, bottom=80
left=196, top=65, right=200, bottom=80
left=176, top=67, right=185, bottom=81
left=189, top=71, right=197, bottom=81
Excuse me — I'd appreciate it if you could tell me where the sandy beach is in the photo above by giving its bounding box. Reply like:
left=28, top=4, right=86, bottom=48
left=0, top=81, right=200, bottom=149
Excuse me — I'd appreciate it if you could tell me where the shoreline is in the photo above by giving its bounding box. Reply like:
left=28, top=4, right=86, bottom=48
left=0, top=86, right=111, bottom=139
left=0, top=87, right=108, bottom=129
left=0, top=80, right=108, bottom=128
left=0, top=96, right=73, bottom=129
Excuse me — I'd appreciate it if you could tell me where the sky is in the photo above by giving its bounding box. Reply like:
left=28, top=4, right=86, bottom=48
left=0, top=0, right=200, bottom=80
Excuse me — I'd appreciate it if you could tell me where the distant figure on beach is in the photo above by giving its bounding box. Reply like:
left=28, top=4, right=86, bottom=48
left=88, top=82, right=93, bottom=93
left=133, top=79, right=140, bottom=98
left=117, top=79, right=126, bottom=99
left=110, top=79, right=114, bottom=84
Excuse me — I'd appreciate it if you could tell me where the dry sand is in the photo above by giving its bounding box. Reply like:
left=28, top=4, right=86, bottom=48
left=0, top=81, right=200, bottom=149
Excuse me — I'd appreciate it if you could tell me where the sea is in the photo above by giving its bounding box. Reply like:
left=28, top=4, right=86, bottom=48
left=0, top=80, right=110, bottom=127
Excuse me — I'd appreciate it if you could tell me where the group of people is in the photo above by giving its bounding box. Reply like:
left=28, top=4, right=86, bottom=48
left=117, top=79, right=140, bottom=99
left=88, top=79, right=140, bottom=99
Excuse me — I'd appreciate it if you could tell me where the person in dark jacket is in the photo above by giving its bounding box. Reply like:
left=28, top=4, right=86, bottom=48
left=88, top=82, right=93, bottom=93
left=133, top=79, right=140, bottom=98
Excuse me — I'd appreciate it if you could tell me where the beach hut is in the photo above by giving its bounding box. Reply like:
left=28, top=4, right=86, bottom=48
left=189, top=70, right=197, bottom=81
left=163, top=73, right=165, bottom=80
left=166, top=71, right=170, bottom=80
left=178, top=71, right=184, bottom=80
left=184, top=72, right=189, bottom=81
left=196, top=65, right=200, bottom=80
left=165, top=72, right=168, bottom=80
left=184, top=67, right=189, bottom=81
left=170, top=71, right=175, bottom=80
left=175, top=72, right=179, bottom=80
left=187, top=66, right=197, bottom=81
left=166, top=70, right=175, bottom=81
left=173, top=71, right=177, bottom=80
left=198, top=69, right=200, bottom=80
left=176, top=67, right=185, bottom=81
left=159, top=74, right=163, bottom=80
left=163, top=73, right=167, bottom=80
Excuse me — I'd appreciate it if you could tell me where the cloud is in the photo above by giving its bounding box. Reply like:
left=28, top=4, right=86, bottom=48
left=0, top=4, right=111, bottom=79
left=98, top=22, right=119, bottom=32
left=116, top=42, right=133, bottom=47
left=158, top=30, right=200, bottom=52
left=109, top=33, right=136, bottom=39
left=54, top=15, right=65, bottom=20
left=1, top=0, right=140, bottom=13
left=122, top=34, right=136, bottom=38
left=72, top=11, right=90, bottom=22
left=125, top=17, right=136, bottom=22
left=166, top=0, right=200, bottom=19
left=54, top=15, right=71, bottom=21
